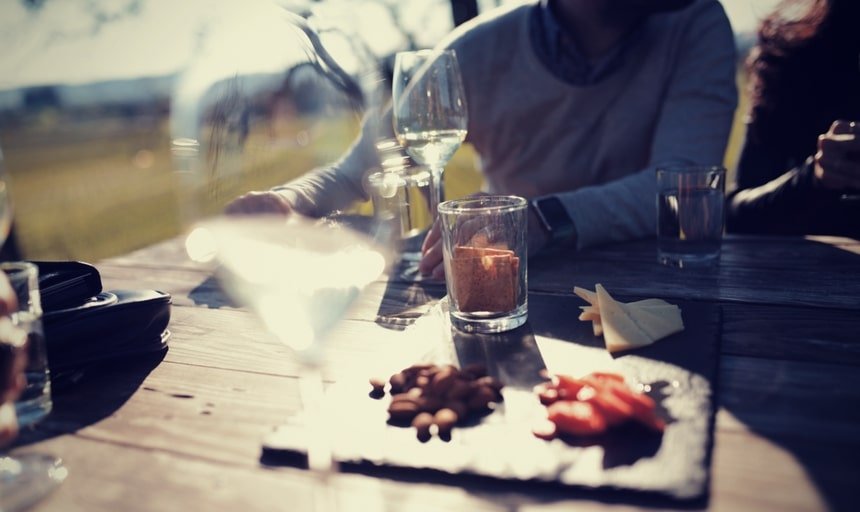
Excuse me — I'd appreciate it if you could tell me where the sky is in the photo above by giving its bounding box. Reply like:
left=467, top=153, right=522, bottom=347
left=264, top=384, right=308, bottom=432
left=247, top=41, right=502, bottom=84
left=0, top=0, right=783, bottom=94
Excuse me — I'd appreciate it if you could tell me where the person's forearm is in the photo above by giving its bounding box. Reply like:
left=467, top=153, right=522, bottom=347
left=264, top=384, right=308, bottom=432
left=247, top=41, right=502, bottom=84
left=554, top=166, right=660, bottom=249
left=727, top=159, right=822, bottom=235
left=272, top=114, right=384, bottom=217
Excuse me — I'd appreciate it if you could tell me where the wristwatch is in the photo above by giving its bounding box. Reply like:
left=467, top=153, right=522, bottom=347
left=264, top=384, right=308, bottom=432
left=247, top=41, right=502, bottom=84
left=529, top=196, right=578, bottom=247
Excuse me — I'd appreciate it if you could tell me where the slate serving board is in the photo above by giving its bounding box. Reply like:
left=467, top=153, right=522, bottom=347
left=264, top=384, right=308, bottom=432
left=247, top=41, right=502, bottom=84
left=263, top=293, right=721, bottom=501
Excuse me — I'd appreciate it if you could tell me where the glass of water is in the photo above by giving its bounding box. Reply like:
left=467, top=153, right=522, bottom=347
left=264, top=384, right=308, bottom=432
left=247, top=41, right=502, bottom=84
left=2, top=262, right=52, bottom=425
left=367, top=140, right=434, bottom=278
left=656, top=166, right=726, bottom=268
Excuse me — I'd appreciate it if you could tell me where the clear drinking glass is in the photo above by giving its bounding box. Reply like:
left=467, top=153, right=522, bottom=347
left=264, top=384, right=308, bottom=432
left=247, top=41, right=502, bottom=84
left=656, top=166, right=726, bottom=268
left=438, top=196, right=528, bottom=333
left=367, top=139, right=434, bottom=278
left=392, top=49, right=468, bottom=218
left=3, top=262, right=51, bottom=426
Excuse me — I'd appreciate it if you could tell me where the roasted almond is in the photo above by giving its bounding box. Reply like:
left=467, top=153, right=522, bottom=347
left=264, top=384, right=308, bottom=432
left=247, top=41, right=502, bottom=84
left=415, top=375, right=430, bottom=389
left=434, top=408, right=458, bottom=435
left=389, top=372, right=407, bottom=393
left=430, top=367, right=457, bottom=396
left=369, top=377, right=386, bottom=398
left=412, top=411, right=434, bottom=440
left=467, top=385, right=497, bottom=411
left=388, top=400, right=419, bottom=422
left=445, top=400, right=469, bottom=420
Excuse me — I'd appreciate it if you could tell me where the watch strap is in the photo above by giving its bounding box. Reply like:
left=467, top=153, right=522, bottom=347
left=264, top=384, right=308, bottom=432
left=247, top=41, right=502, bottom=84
left=529, top=196, right=578, bottom=247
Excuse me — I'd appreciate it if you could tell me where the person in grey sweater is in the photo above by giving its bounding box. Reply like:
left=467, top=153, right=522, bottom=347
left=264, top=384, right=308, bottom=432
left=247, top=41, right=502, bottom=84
left=227, top=0, right=737, bottom=278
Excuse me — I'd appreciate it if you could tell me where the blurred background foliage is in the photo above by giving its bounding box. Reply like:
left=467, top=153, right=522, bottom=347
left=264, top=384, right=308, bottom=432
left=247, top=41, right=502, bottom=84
left=0, top=0, right=771, bottom=261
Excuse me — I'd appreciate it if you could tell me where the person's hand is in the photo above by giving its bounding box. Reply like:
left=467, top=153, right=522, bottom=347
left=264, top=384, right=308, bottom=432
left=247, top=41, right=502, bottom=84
left=418, top=218, right=445, bottom=279
left=418, top=192, right=494, bottom=279
left=419, top=215, right=493, bottom=279
left=0, top=401, right=18, bottom=447
left=814, top=120, right=860, bottom=190
left=0, top=275, right=16, bottom=317
left=224, top=190, right=294, bottom=215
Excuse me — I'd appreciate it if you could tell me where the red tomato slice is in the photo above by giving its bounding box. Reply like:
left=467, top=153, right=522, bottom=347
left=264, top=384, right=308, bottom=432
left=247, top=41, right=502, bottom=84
left=534, top=382, right=561, bottom=405
left=554, top=374, right=586, bottom=399
left=582, top=389, right=635, bottom=427
left=547, top=400, right=607, bottom=436
left=605, top=384, right=665, bottom=432
left=586, top=372, right=626, bottom=384
left=531, top=418, right=558, bottom=441
left=538, top=387, right=559, bottom=406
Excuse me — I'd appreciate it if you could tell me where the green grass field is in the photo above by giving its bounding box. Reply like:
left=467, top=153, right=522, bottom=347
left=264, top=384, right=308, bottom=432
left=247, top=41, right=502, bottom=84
left=2, top=112, right=369, bottom=261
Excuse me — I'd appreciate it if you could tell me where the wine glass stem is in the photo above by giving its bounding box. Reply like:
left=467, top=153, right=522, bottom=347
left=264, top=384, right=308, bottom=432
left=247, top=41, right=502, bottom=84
left=297, top=364, right=339, bottom=512
left=298, top=365, right=335, bottom=473
left=429, top=166, right=444, bottom=218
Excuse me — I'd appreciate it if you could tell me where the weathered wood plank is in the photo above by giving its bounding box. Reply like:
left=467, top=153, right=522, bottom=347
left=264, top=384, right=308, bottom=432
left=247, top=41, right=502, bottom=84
left=40, top=303, right=860, bottom=454
left=721, top=303, right=860, bottom=366
left=157, top=305, right=432, bottom=378
left=98, top=235, right=860, bottom=310
left=527, top=240, right=860, bottom=309
left=97, top=234, right=860, bottom=271
left=18, top=436, right=511, bottom=512
left=97, top=265, right=860, bottom=370
left=96, top=263, right=223, bottom=309
left=716, top=355, right=860, bottom=442
left=708, top=429, right=848, bottom=512
left=39, top=359, right=299, bottom=466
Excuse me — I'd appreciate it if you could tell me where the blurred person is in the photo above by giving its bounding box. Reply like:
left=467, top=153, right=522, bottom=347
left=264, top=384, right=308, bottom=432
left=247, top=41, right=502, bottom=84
left=227, top=0, right=738, bottom=277
left=726, top=0, right=860, bottom=236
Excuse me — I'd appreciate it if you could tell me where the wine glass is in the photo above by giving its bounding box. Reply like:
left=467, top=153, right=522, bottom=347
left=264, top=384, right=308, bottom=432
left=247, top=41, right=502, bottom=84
left=392, top=49, right=468, bottom=218
left=171, top=3, right=389, bottom=508
left=0, top=154, right=67, bottom=511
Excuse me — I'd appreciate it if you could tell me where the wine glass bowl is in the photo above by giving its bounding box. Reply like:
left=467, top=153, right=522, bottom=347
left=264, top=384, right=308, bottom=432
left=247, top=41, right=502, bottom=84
left=392, top=49, right=468, bottom=216
left=203, top=215, right=392, bottom=364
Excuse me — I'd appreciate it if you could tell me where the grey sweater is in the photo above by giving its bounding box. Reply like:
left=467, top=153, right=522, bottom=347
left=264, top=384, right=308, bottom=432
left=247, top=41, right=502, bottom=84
left=279, top=0, right=737, bottom=249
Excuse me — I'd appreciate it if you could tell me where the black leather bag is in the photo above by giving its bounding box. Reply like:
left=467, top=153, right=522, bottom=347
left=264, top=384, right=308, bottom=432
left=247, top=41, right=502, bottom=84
left=32, top=261, right=171, bottom=378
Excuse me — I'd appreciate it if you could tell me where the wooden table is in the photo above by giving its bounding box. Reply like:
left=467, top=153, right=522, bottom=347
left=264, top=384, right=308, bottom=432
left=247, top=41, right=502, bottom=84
left=13, top=234, right=860, bottom=512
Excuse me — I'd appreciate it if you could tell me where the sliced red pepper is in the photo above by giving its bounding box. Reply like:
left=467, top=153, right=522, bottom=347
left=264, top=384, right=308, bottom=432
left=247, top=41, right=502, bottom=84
left=580, top=388, right=635, bottom=427
left=554, top=374, right=586, bottom=399
left=605, top=383, right=665, bottom=432
left=547, top=400, right=607, bottom=436
left=531, top=418, right=558, bottom=441
left=585, top=371, right=626, bottom=385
